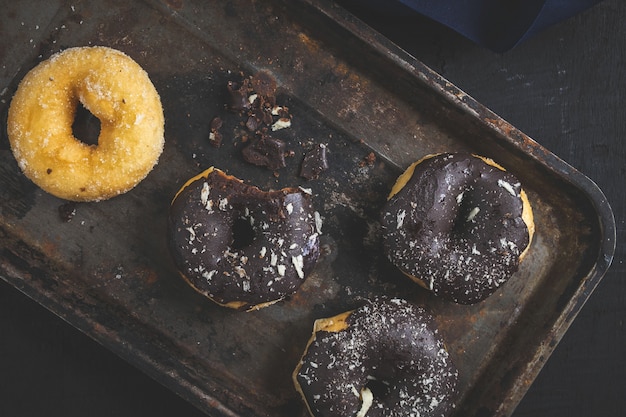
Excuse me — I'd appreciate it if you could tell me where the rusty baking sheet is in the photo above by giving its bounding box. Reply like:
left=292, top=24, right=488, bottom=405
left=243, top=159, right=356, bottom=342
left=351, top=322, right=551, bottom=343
left=0, top=0, right=616, bottom=416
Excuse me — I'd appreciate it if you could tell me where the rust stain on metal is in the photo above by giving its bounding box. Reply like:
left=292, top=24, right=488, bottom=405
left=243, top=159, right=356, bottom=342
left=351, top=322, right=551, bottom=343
left=40, top=239, right=61, bottom=256
left=165, top=0, right=184, bottom=10
left=297, top=32, right=321, bottom=53
left=140, top=268, right=159, bottom=285
left=485, top=117, right=515, bottom=136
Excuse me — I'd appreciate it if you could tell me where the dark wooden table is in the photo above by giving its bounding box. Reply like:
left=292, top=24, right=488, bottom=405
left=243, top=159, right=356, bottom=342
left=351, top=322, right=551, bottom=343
left=1, top=1, right=624, bottom=416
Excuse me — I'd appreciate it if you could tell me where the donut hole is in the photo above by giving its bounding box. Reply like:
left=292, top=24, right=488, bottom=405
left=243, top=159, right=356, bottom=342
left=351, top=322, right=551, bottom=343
left=451, top=190, right=484, bottom=237
left=231, top=217, right=255, bottom=249
left=453, top=205, right=480, bottom=233
left=72, top=101, right=101, bottom=146
left=364, top=377, right=391, bottom=401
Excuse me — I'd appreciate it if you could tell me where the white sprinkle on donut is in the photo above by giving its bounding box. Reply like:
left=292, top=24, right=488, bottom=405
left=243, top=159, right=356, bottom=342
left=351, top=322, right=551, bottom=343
left=292, top=255, right=305, bottom=279
left=497, top=179, right=517, bottom=196
left=396, top=209, right=406, bottom=229
left=200, top=182, right=210, bottom=206
left=466, top=207, right=480, bottom=222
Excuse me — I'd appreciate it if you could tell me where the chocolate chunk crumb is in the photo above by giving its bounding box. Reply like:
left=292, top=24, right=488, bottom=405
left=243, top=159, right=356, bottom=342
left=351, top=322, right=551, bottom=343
left=220, top=71, right=296, bottom=169
left=226, top=80, right=251, bottom=112
left=251, top=70, right=277, bottom=97
left=245, top=115, right=260, bottom=132
left=242, top=135, right=287, bottom=170
left=208, top=116, right=224, bottom=147
left=359, top=151, right=376, bottom=167
left=210, top=116, right=223, bottom=131
left=300, top=143, right=328, bottom=180
left=59, top=202, right=77, bottom=222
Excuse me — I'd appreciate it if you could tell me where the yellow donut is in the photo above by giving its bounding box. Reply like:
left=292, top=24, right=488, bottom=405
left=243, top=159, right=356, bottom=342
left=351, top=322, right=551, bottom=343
left=7, top=46, right=165, bottom=202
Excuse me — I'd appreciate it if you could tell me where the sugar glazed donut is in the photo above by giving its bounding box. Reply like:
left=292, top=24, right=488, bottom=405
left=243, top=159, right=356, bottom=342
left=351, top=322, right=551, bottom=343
left=381, top=153, right=534, bottom=304
left=7, top=46, right=164, bottom=201
left=168, top=167, right=321, bottom=311
left=293, top=298, right=459, bottom=417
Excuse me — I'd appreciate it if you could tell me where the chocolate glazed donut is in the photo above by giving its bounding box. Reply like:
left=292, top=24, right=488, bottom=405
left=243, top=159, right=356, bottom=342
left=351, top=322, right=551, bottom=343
left=293, top=298, right=459, bottom=417
left=168, top=167, right=320, bottom=311
left=381, top=153, right=534, bottom=304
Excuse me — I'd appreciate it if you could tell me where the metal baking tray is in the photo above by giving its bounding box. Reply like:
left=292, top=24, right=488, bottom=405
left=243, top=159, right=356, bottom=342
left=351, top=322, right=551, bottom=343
left=0, top=0, right=616, bottom=416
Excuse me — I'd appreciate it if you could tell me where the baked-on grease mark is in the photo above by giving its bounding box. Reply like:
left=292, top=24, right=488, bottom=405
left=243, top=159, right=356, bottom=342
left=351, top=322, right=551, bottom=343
left=294, top=298, right=459, bottom=417
left=381, top=153, right=534, bottom=304
left=168, top=167, right=321, bottom=311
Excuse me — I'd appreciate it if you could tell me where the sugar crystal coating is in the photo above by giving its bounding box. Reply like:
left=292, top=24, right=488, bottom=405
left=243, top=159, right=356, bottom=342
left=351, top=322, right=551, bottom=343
left=7, top=46, right=164, bottom=201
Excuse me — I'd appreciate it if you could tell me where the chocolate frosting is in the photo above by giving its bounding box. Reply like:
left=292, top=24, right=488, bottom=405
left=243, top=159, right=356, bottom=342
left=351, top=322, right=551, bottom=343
left=295, top=298, right=459, bottom=417
left=381, top=153, right=530, bottom=304
left=168, top=168, right=320, bottom=310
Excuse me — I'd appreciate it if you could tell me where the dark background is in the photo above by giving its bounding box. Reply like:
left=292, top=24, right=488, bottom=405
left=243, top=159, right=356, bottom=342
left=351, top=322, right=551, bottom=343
left=1, top=0, right=624, bottom=416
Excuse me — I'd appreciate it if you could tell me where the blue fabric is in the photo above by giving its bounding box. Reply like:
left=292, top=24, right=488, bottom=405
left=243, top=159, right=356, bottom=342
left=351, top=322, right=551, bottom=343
left=356, top=0, right=603, bottom=52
